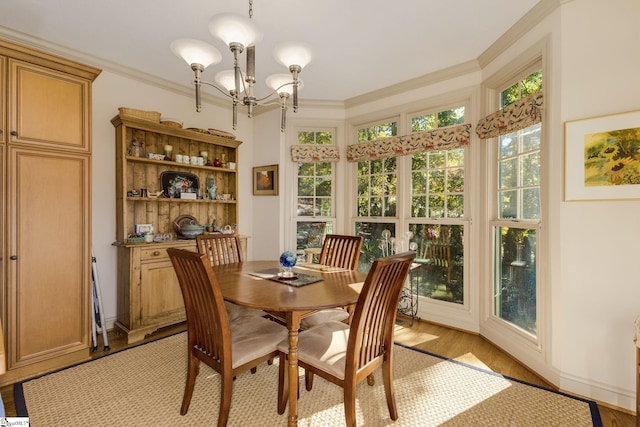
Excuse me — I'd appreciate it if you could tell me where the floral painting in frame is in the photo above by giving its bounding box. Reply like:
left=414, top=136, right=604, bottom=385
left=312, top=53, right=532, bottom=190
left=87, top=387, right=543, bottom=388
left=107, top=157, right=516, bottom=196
left=565, top=109, right=640, bottom=200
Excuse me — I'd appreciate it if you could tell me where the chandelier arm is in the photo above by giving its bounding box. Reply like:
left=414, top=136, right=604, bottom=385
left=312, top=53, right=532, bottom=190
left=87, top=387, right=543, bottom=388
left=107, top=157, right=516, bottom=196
left=200, top=80, right=236, bottom=99
left=253, top=82, right=295, bottom=104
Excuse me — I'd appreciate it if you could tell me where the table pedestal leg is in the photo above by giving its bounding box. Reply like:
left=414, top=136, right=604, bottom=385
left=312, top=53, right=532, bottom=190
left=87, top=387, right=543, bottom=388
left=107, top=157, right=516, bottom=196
left=287, top=312, right=301, bottom=427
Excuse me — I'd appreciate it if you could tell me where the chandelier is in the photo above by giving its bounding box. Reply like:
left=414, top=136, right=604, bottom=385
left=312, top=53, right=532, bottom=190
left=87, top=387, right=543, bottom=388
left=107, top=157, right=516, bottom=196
left=170, top=0, right=312, bottom=132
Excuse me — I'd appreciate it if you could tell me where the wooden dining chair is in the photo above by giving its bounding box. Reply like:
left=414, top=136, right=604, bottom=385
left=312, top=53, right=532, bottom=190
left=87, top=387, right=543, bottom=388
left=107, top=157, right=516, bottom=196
left=277, top=251, right=416, bottom=426
left=196, top=234, right=266, bottom=319
left=167, top=248, right=288, bottom=427
left=299, top=234, right=363, bottom=329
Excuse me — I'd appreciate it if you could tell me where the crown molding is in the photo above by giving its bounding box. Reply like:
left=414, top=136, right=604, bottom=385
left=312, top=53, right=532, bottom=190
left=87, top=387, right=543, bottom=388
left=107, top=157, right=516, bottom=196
left=478, top=0, right=561, bottom=69
left=344, top=60, right=480, bottom=110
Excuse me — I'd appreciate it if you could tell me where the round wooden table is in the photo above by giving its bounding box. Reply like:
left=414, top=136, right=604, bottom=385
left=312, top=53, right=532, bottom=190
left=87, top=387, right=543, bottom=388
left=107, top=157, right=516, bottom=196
left=212, top=261, right=366, bottom=426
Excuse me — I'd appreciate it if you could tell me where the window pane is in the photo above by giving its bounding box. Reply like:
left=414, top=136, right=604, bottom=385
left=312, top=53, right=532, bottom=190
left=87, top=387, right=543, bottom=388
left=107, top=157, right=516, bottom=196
left=298, top=177, right=314, bottom=196
left=520, top=152, right=540, bottom=186
left=447, top=194, right=464, bottom=218
left=411, top=196, right=427, bottom=217
left=296, top=221, right=333, bottom=260
left=499, top=190, right=517, bottom=219
left=409, top=224, right=465, bottom=304
left=522, top=188, right=540, bottom=219
left=319, top=198, right=332, bottom=216
left=316, top=177, right=331, bottom=197
left=499, top=133, right=518, bottom=157
left=499, top=158, right=517, bottom=189
left=446, top=168, right=464, bottom=192
left=297, top=197, right=314, bottom=216
left=357, top=198, right=369, bottom=216
left=494, top=226, right=537, bottom=335
left=521, top=125, right=541, bottom=152
left=438, top=107, right=465, bottom=127
left=298, top=162, right=314, bottom=175
left=355, top=222, right=396, bottom=271
left=412, top=152, right=427, bottom=170
left=412, top=172, right=427, bottom=193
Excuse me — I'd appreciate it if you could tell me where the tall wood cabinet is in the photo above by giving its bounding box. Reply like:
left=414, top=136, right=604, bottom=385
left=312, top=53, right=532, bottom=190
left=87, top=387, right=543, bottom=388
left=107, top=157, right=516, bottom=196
left=112, top=115, right=243, bottom=343
left=0, top=39, right=100, bottom=385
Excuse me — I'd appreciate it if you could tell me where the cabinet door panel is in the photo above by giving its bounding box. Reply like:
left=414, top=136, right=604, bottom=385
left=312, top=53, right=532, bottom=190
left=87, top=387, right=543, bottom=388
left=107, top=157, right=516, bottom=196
left=139, top=260, right=185, bottom=327
left=9, top=60, right=90, bottom=152
left=7, top=147, right=90, bottom=368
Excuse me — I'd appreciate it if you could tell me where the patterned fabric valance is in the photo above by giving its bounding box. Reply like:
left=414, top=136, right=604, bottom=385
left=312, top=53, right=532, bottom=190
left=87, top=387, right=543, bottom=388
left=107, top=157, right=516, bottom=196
left=346, top=123, right=471, bottom=162
left=475, top=92, right=544, bottom=140
left=290, top=145, right=340, bottom=163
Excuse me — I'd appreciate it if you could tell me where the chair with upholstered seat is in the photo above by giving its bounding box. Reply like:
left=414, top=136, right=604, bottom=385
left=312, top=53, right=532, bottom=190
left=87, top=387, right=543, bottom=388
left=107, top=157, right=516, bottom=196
left=168, top=248, right=288, bottom=426
left=299, top=234, right=363, bottom=329
left=196, top=234, right=266, bottom=319
left=277, top=251, right=416, bottom=426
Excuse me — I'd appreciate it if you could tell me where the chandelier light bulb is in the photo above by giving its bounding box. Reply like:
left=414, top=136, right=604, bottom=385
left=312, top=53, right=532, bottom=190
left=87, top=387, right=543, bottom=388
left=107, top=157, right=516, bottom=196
left=170, top=38, right=222, bottom=69
left=208, top=13, right=263, bottom=49
left=215, top=70, right=239, bottom=93
left=266, top=73, right=303, bottom=96
left=273, top=41, right=313, bottom=69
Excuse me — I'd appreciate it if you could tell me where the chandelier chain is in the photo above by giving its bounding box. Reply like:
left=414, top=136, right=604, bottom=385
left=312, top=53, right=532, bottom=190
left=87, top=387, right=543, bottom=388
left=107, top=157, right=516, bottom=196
left=248, top=0, right=253, bottom=19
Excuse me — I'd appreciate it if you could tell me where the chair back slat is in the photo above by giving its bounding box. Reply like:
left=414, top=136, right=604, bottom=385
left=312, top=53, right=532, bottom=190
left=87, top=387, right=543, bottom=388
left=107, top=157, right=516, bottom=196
left=196, top=234, right=243, bottom=266
left=168, top=248, right=231, bottom=366
left=319, top=234, right=364, bottom=270
left=347, top=251, right=415, bottom=372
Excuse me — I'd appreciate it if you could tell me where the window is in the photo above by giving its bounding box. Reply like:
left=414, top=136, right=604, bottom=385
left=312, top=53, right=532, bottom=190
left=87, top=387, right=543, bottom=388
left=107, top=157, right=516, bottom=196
left=409, top=106, right=467, bottom=304
left=295, top=130, right=335, bottom=260
left=492, top=71, right=542, bottom=336
left=354, top=121, right=398, bottom=271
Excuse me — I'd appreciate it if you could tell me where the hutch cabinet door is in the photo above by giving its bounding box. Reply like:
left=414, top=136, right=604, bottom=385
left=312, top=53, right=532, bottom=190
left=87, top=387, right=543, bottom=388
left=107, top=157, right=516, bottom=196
left=139, top=259, right=185, bottom=327
left=8, top=59, right=91, bottom=153
left=6, top=147, right=90, bottom=369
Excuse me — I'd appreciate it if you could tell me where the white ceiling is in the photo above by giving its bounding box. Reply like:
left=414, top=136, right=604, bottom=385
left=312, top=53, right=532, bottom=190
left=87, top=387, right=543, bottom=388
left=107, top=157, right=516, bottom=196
left=0, top=0, right=540, bottom=102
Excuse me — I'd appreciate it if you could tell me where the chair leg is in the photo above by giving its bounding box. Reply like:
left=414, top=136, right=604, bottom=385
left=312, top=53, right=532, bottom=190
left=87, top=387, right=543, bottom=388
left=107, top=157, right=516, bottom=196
left=382, top=357, right=398, bottom=421
left=366, top=374, right=375, bottom=386
left=277, top=352, right=289, bottom=415
left=218, top=373, right=233, bottom=427
left=180, top=355, right=199, bottom=415
left=344, top=382, right=357, bottom=427
left=305, top=370, right=314, bottom=391
left=250, top=367, right=257, bottom=374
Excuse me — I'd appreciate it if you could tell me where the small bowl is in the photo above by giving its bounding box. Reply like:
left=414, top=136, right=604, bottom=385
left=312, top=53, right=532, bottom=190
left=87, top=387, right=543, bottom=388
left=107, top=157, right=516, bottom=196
left=147, top=191, right=163, bottom=198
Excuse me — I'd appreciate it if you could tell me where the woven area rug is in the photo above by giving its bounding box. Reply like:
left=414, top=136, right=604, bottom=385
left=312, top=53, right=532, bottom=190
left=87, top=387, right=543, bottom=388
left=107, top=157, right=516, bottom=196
left=15, top=332, right=601, bottom=426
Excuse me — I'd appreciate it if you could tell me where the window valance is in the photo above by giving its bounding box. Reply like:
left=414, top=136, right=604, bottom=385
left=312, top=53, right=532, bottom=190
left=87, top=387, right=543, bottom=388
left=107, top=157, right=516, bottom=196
left=475, top=92, right=544, bottom=140
left=346, top=123, right=471, bottom=162
left=290, top=144, right=340, bottom=163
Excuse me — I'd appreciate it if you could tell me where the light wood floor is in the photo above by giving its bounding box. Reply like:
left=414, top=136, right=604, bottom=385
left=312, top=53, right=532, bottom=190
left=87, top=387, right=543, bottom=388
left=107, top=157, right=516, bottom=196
left=0, top=317, right=634, bottom=426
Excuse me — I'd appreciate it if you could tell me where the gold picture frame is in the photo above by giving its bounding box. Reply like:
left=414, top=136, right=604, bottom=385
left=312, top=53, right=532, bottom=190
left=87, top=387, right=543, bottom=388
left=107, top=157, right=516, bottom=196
left=565, top=109, right=640, bottom=201
left=253, top=164, right=279, bottom=196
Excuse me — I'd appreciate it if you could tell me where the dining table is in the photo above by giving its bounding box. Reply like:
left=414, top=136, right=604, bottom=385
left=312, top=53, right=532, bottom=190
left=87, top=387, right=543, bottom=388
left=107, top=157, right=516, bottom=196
left=211, top=260, right=366, bottom=427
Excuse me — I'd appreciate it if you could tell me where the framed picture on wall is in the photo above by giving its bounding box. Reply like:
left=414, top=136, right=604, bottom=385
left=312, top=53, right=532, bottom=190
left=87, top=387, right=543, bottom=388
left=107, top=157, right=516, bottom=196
left=253, top=164, right=279, bottom=196
left=565, top=109, right=640, bottom=201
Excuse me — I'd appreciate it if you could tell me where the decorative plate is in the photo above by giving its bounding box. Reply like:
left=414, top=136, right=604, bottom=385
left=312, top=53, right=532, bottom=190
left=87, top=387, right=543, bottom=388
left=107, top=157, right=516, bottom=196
left=160, top=171, right=200, bottom=198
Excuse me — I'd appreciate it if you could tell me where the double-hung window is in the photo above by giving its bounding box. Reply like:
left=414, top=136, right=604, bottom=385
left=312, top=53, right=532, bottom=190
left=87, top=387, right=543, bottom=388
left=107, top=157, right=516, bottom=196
left=489, top=70, right=543, bottom=336
left=354, top=121, right=398, bottom=271
left=408, top=106, right=467, bottom=304
left=294, top=130, right=336, bottom=260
